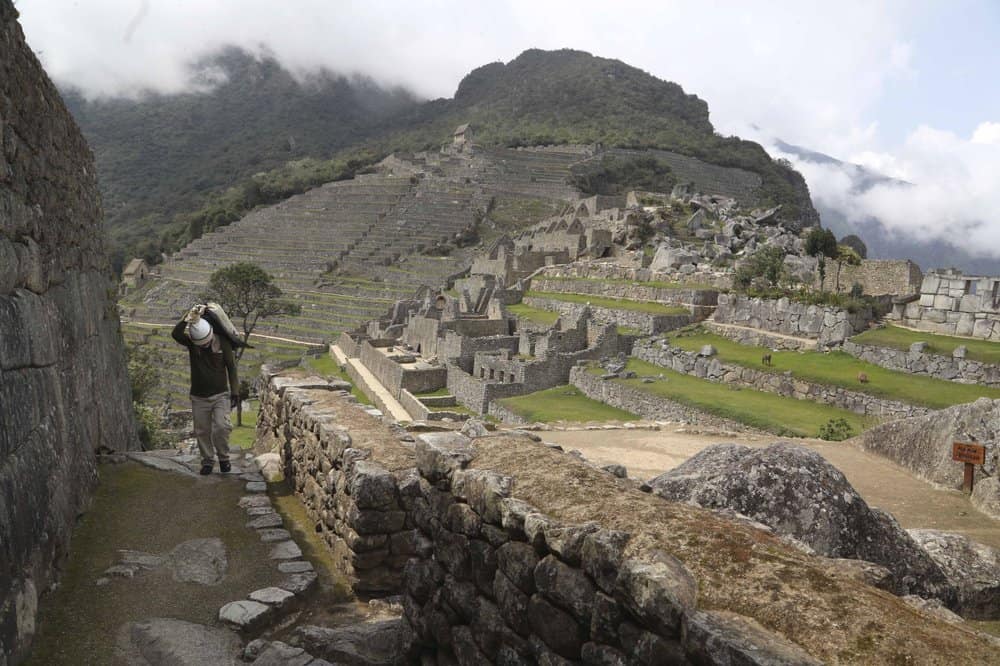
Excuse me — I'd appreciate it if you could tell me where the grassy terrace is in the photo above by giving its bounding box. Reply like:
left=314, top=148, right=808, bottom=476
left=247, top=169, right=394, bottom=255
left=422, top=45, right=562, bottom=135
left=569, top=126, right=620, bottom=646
left=539, top=275, right=715, bottom=291
left=508, top=303, right=560, bottom=327
left=526, top=291, right=689, bottom=315
left=591, top=359, right=870, bottom=438
left=300, top=354, right=372, bottom=405
left=670, top=330, right=1000, bottom=409
left=852, top=323, right=1000, bottom=365
left=498, top=386, right=639, bottom=423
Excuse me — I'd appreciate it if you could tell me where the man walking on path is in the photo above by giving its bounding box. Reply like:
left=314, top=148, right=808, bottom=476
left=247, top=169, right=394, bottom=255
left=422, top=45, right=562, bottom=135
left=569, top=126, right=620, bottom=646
left=172, top=305, right=239, bottom=475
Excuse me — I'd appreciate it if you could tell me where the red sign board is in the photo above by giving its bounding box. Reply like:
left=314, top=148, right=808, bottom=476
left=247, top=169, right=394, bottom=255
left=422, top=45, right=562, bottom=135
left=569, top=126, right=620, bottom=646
left=952, top=442, right=986, bottom=465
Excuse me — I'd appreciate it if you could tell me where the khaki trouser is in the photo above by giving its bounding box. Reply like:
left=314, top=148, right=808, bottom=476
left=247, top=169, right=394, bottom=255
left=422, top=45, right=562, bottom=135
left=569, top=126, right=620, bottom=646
left=191, top=392, right=231, bottom=466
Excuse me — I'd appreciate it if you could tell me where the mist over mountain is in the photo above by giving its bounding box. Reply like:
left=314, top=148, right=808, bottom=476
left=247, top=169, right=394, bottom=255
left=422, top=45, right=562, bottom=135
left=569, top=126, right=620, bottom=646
left=772, top=140, right=1000, bottom=275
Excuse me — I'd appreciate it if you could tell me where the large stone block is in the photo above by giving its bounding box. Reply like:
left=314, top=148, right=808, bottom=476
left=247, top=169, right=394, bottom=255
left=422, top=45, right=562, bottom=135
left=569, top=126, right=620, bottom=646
left=534, top=555, right=596, bottom=623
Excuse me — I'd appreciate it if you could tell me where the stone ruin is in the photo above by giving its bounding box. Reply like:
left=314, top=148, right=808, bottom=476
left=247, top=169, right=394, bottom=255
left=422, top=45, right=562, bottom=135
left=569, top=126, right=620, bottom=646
left=892, top=268, right=1000, bottom=340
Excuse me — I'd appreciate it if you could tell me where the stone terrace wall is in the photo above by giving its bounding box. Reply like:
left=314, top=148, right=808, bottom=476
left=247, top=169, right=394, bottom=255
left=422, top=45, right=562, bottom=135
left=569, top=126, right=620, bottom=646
left=843, top=340, right=1000, bottom=388
left=530, top=276, right=719, bottom=308
left=633, top=340, right=929, bottom=420
left=259, top=372, right=997, bottom=664
left=542, top=260, right=733, bottom=290
left=569, top=366, right=750, bottom=431
left=819, top=259, right=923, bottom=296
left=523, top=296, right=694, bottom=335
left=0, top=5, right=138, bottom=662
left=713, top=294, right=876, bottom=347
left=896, top=271, right=1000, bottom=340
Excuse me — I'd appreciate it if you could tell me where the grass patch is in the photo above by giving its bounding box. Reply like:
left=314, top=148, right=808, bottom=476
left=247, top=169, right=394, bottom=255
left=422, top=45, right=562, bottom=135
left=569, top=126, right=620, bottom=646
left=498, top=385, right=640, bottom=423
left=617, top=326, right=643, bottom=336
left=670, top=330, right=1000, bottom=409
left=230, top=401, right=259, bottom=449
left=594, top=359, right=871, bottom=438
left=527, top=290, right=689, bottom=315
left=300, top=354, right=372, bottom=405
left=852, top=323, right=1000, bottom=365
left=508, top=303, right=560, bottom=326
left=414, top=387, right=452, bottom=397
left=428, top=404, right=476, bottom=416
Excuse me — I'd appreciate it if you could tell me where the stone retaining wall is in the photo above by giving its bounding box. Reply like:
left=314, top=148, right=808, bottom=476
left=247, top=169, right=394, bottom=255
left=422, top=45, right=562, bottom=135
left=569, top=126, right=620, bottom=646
left=540, top=261, right=732, bottom=290
left=1, top=5, right=138, bottom=662
left=530, top=277, right=719, bottom=308
left=843, top=340, right=1000, bottom=387
left=569, top=366, right=749, bottom=431
left=524, top=296, right=694, bottom=335
left=633, top=340, right=929, bottom=420
left=713, top=294, right=877, bottom=347
left=704, top=321, right=814, bottom=350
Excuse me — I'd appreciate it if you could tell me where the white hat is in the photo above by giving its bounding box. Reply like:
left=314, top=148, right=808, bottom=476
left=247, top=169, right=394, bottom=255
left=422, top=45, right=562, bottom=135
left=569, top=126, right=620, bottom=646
left=188, top=319, right=214, bottom=345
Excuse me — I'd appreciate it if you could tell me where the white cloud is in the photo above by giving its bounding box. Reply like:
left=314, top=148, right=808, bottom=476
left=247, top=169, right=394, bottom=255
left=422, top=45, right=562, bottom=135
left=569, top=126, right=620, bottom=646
left=972, top=122, right=1000, bottom=145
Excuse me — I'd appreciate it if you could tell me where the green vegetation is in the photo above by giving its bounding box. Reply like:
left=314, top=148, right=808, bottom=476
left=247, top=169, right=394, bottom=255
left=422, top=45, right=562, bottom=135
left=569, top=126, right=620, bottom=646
left=498, top=386, right=639, bottom=423
left=817, top=417, right=854, bottom=441
left=540, top=275, right=714, bottom=291
left=852, top=324, right=1000, bottom=365
left=733, top=246, right=788, bottom=290
left=126, top=344, right=168, bottom=449
left=591, top=359, right=870, bottom=438
left=527, top=291, right=689, bottom=315
left=413, top=387, right=452, bottom=397
left=229, top=401, right=259, bottom=449
left=508, top=303, right=560, bottom=326
left=670, top=330, right=1000, bottom=409
left=617, top=326, right=643, bottom=336
left=570, top=154, right=676, bottom=196
left=488, top=198, right=565, bottom=230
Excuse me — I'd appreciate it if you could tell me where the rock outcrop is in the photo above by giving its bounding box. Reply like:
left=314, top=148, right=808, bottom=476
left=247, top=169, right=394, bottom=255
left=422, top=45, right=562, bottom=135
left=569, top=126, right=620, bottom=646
left=909, top=529, right=1000, bottom=620
left=0, top=3, right=138, bottom=661
left=649, top=443, right=953, bottom=601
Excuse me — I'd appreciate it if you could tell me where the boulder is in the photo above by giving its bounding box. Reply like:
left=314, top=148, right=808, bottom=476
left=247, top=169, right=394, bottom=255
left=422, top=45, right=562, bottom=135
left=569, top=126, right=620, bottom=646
left=294, top=619, right=411, bottom=665
left=908, top=529, right=1000, bottom=619
left=649, top=246, right=698, bottom=272
left=218, top=600, right=273, bottom=631
left=697, top=345, right=716, bottom=358
left=255, top=452, right=284, bottom=482
left=650, top=443, right=952, bottom=600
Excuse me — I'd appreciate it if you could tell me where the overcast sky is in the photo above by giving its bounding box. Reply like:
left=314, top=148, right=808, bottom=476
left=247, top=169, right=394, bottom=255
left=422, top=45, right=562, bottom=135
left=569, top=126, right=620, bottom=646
left=18, top=0, right=1000, bottom=257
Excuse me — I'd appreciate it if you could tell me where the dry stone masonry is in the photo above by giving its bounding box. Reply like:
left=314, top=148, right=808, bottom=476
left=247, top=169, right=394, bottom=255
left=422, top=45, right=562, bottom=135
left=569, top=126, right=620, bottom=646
left=713, top=294, right=877, bottom=347
left=0, top=4, right=138, bottom=662
left=843, top=339, right=1000, bottom=387
left=894, top=269, right=1000, bottom=340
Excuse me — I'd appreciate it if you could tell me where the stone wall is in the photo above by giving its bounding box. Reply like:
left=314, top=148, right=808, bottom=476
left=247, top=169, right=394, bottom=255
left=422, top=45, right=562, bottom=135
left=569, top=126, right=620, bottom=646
left=633, top=340, right=929, bottom=420
left=843, top=340, right=1000, bottom=387
left=542, top=260, right=732, bottom=290
left=713, top=294, right=876, bottom=347
left=818, top=259, right=923, bottom=296
left=530, top=276, right=719, bottom=308
left=569, top=366, right=750, bottom=431
left=0, top=5, right=138, bottom=662
left=704, top=321, right=815, bottom=350
left=894, top=270, right=1000, bottom=340
left=523, top=296, right=693, bottom=335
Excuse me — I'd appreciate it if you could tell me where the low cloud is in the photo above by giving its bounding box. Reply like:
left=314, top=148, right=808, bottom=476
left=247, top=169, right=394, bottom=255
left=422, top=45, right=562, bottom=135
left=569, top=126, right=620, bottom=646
left=771, top=121, right=1000, bottom=259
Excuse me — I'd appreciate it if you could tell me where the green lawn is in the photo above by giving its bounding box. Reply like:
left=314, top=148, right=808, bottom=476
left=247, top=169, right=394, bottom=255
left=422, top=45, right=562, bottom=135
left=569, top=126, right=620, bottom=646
left=230, top=401, right=258, bottom=449
left=508, top=303, right=560, bottom=326
left=300, top=354, right=372, bottom=405
left=526, top=290, right=689, bottom=315
left=852, top=323, right=1000, bottom=365
left=670, top=331, right=1000, bottom=409
left=498, top=386, right=640, bottom=423
left=414, top=387, right=452, bottom=397
left=596, top=359, right=870, bottom=439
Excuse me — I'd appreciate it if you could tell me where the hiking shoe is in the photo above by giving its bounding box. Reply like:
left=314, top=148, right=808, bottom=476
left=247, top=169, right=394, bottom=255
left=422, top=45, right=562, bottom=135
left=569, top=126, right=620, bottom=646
left=200, top=463, right=213, bottom=475
left=219, top=460, right=231, bottom=474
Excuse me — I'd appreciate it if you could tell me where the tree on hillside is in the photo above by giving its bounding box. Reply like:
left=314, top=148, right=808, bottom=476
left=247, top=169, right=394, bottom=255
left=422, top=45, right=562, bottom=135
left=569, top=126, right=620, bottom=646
left=206, top=262, right=301, bottom=425
left=840, top=234, right=868, bottom=260
left=833, top=244, right=862, bottom=293
left=734, top=246, right=787, bottom=291
left=805, top=227, right=838, bottom=289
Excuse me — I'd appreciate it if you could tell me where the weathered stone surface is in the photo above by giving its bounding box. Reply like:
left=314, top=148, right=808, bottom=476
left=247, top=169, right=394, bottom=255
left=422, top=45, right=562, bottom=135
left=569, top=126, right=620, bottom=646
left=249, top=586, right=296, bottom=610
left=249, top=640, right=313, bottom=666
left=582, top=530, right=631, bottom=594
left=415, top=432, right=473, bottom=482
left=909, top=529, right=1000, bottom=619
left=295, top=619, right=410, bottom=665
left=452, top=469, right=512, bottom=524
left=534, top=554, right=596, bottom=623
left=615, top=552, right=697, bottom=637
left=277, top=560, right=315, bottom=574
left=497, top=541, right=540, bottom=593
left=350, top=461, right=399, bottom=510
left=494, top=571, right=531, bottom=636
left=543, top=522, right=599, bottom=566
left=650, top=442, right=951, bottom=599
left=581, top=642, right=628, bottom=666
left=682, top=610, right=821, bottom=665
left=469, top=538, right=498, bottom=596
left=281, top=571, right=319, bottom=596
left=528, top=594, right=585, bottom=659
left=218, top=600, right=273, bottom=631
left=270, top=540, right=304, bottom=560
left=118, top=618, right=242, bottom=666
left=460, top=418, right=490, bottom=438
left=246, top=481, right=268, bottom=493
left=239, top=495, right=272, bottom=509
left=167, top=538, right=228, bottom=585
left=446, top=502, right=483, bottom=537
left=590, top=592, right=623, bottom=645
left=247, top=513, right=284, bottom=529
left=258, top=528, right=292, bottom=543
left=255, top=452, right=285, bottom=482
left=452, top=624, right=487, bottom=666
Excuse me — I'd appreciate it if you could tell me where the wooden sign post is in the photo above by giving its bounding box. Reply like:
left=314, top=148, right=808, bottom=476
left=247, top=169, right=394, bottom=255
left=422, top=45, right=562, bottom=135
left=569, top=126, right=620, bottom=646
left=952, top=442, right=986, bottom=494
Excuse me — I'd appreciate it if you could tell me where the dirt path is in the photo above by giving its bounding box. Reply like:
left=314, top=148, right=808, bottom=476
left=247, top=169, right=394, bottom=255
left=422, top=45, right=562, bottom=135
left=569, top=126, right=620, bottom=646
left=540, top=427, right=1000, bottom=550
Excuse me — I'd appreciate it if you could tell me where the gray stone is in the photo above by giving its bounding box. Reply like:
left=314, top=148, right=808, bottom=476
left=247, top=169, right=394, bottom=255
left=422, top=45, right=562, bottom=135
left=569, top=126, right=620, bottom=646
left=909, top=341, right=928, bottom=353
left=682, top=610, right=822, bottom=665
left=698, top=344, right=716, bottom=357
left=240, top=472, right=265, bottom=482
left=528, top=594, right=585, bottom=660
left=245, top=506, right=276, bottom=517
left=350, top=461, right=399, bottom=510
left=908, top=529, right=1000, bottom=619
left=497, top=541, right=540, bottom=593
left=250, top=641, right=313, bottom=666
left=281, top=571, right=319, bottom=596
left=615, top=552, right=697, bottom=637
left=650, top=442, right=951, bottom=600
left=118, top=618, right=242, bottom=666
left=460, top=418, right=490, bottom=438
left=452, top=469, right=512, bottom=525
left=295, top=619, right=410, bottom=665
left=249, top=586, right=296, bottom=610
left=239, top=495, right=271, bottom=509
left=953, top=345, right=968, bottom=359
left=415, top=432, right=473, bottom=482
left=218, top=600, right=272, bottom=631
left=258, top=528, right=291, bottom=543
left=582, top=529, right=631, bottom=594
left=581, top=642, right=628, bottom=665
left=167, top=538, right=228, bottom=585
left=277, top=560, right=315, bottom=574
left=534, top=554, right=596, bottom=623
left=543, top=522, right=599, bottom=566
left=255, top=452, right=284, bottom=483
left=246, top=481, right=267, bottom=493
left=494, top=571, right=530, bottom=636
left=247, top=513, right=284, bottom=529
left=269, top=540, right=303, bottom=560
left=452, top=625, right=488, bottom=666
left=601, top=464, right=627, bottom=478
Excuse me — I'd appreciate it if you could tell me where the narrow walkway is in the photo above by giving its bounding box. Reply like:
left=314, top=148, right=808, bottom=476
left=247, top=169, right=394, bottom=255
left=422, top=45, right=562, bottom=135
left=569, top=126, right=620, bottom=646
left=345, top=357, right=412, bottom=422
left=705, top=321, right=818, bottom=349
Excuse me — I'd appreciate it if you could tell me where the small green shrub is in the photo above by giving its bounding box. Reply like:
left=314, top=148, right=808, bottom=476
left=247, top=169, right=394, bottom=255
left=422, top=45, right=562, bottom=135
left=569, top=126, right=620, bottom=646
left=817, top=417, right=853, bottom=441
